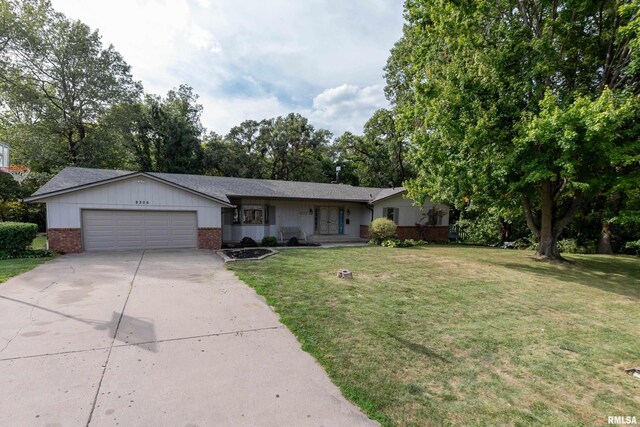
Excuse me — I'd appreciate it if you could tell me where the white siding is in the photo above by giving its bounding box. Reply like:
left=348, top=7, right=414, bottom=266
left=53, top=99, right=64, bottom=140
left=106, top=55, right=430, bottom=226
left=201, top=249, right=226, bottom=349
left=223, top=199, right=369, bottom=242
left=43, top=177, right=223, bottom=228
left=372, top=193, right=449, bottom=226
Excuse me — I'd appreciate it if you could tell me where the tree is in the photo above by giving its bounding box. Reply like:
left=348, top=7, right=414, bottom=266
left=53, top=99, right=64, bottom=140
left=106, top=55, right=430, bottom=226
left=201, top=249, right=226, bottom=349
left=260, top=113, right=332, bottom=182
left=0, top=171, right=24, bottom=221
left=0, top=0, right=141, bottom=168
left=335, top=109, right=412, bottom=187
left=128, top=85, right=205, bottom=173
left=203, top=113, right=334, bottom=182
left=387, top=0, right=640, bottom=260
left=203, top=130, right=261, bottom=177
left=206, top=119, right=269, bottom=178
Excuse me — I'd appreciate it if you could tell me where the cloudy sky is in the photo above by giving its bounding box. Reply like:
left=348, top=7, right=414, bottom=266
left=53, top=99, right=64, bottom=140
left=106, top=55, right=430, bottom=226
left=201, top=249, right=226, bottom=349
left=49, top=0, right=405, bottom=137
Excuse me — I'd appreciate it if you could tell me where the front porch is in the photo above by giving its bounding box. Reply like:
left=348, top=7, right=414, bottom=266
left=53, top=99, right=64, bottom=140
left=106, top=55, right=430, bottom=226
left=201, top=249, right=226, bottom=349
left=307, top=234, right=369, bottom=244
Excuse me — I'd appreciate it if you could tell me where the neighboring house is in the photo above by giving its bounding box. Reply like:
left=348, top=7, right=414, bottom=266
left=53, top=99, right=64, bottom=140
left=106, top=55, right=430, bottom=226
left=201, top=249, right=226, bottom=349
left=24, top=167, right=450, bottom=253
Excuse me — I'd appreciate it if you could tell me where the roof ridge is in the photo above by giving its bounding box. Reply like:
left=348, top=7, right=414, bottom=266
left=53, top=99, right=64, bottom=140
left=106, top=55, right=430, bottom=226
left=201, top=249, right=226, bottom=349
left=149, top=171, right=386, bottom=190
left=29, top=167, right=400, bottom=203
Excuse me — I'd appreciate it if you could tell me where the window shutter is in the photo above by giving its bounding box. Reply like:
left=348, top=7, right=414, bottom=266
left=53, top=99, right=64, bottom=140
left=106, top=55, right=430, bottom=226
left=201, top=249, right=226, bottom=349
left=394, top=208, right=399, bottom=225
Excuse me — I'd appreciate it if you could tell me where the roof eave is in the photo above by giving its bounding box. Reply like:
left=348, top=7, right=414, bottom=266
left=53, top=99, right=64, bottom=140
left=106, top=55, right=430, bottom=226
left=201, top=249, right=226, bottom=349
left=227, top=194, right=374, bottom=203
left=24, top=171, right=141, bottom=202
left=24, top=171, right=234, bottom=207
left=370, top=189, right=408, bottom=204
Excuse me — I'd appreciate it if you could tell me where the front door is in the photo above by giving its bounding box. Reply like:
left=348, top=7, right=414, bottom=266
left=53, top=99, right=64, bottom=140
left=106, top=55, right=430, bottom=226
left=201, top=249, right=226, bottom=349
left=318, top=207, right=340, bottom=235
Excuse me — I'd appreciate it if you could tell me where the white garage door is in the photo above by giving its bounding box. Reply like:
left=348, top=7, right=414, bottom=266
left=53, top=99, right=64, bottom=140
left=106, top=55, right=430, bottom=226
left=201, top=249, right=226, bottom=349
left=82, top=210, right=197, bottom=251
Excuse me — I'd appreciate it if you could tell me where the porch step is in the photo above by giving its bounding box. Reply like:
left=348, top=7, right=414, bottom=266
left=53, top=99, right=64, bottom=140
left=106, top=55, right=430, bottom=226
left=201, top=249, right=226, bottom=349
left=307, top=234, right=369, bottom=243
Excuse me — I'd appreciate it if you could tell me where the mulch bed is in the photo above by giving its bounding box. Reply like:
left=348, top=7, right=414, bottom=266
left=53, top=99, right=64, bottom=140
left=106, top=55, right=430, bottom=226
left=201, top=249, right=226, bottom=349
left=221, top=249, right=274, bottom=259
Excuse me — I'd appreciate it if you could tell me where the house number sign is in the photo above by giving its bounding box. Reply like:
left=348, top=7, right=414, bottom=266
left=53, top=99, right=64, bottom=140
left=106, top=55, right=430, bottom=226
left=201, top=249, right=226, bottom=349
left=135, top=200, right=150, bottom=205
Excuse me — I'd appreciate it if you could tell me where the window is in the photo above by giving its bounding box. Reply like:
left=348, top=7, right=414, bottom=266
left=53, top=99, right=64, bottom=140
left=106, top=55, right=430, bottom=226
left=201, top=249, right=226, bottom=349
left=383, top=207, right=399, bottom=225
left=242, top=205, right=264, bottom=224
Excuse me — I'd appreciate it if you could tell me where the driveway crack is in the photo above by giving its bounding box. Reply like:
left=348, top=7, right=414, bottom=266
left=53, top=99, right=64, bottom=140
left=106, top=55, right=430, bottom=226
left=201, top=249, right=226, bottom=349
left=86, top=250, right=145, bottom=427
left=40, top=281, right=57, bottom=292
left=0, top=305, right=34, bottom=354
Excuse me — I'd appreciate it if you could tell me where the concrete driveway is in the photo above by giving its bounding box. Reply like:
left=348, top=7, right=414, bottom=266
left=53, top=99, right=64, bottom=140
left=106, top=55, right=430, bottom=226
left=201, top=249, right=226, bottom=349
left=0, top=250, right=376, bottom=427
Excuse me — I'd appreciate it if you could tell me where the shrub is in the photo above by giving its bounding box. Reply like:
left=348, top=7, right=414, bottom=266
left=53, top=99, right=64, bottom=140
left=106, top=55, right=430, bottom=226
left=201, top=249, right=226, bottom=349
left=240, top=237, right=258, bottom=247
left=0, top=222, right=38, bottom=257
left=557, top=238, right=596, bottom=254
left=381, top=238, right=400, bottom=247
left=287, top=237, right=300, bottom=246
left=381, top=238, right=428, bottom=248
left=625, top=239, right=640, bottom=256
left=403, top=239, right=428, bottom=247
left=369, top=218, right=397, bottom=244
left=261, top=236, right=278, bottom=247
left=0, top=248, right=55, bottom=260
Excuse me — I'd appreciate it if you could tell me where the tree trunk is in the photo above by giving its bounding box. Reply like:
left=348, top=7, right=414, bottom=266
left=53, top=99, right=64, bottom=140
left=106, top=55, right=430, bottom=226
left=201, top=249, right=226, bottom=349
left=67, top=132, right=78, bottom=164
left=597, top=222, right=614, bottom=254
left=498, top=218, right=510, bottom=242
left=537, top=229, right=561, bottom=259
left=522, top=182, right=582, bottom=262
left=536, top=181, right=563, bottom=260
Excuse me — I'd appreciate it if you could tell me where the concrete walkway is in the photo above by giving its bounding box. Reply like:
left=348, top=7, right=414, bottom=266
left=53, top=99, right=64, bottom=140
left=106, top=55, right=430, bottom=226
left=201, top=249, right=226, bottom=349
left=0, top=250, right=377, bottom=427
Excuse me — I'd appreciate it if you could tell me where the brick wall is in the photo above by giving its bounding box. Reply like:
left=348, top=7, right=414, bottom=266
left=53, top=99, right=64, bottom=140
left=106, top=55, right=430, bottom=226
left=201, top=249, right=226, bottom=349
left=396, top=226, right=449, bottom=242
left=197, top=228, right=222, bottom=250
left=48, top=228, right=82, bottom=253
left=359, top=225, right=369, bottom=239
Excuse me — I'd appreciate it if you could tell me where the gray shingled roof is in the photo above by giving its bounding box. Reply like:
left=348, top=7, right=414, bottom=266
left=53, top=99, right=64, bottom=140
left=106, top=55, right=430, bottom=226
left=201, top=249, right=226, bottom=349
left=31, top=167, right=133, bottom=196
left=372, top=187, right=406, bottom=202
left=30, top=167, right=389, bottom=203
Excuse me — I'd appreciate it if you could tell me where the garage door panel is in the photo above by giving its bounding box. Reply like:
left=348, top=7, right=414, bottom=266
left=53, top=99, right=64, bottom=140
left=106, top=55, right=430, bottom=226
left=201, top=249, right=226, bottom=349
left=114, top=220, right=145, bottom=227
left=82, top=210, right=197, bottom=251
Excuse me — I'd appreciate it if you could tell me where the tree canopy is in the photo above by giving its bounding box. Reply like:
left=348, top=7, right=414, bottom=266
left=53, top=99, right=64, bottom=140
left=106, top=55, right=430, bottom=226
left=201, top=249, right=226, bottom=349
left=335, top=108, right=412, bottom=187
left=203, top=113, right=334, bottom=182
left=386, top=0, right=640, bottom=260
left=1, top=0, right=141, bottom=169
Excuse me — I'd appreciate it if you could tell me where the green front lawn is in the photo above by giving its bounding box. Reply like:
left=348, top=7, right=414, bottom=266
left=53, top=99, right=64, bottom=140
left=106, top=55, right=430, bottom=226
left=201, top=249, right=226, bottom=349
left=230, top=246, right=640, bottom=426
left=0, top=234, right=52, bottom=283
left=0, top=257, right=50, bottom=283
left=31, top=234, right=47, bottom=249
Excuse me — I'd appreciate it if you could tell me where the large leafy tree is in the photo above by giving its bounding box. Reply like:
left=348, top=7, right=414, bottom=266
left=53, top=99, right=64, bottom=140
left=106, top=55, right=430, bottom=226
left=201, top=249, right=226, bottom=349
left=0, top=0, right=141, bottom=169
left=207, top=119, right=270, bottom=178
left=388, top=0, right=640, bottom=260
left=128, top=85, right=205, bottom=173
left=204, top=113, right=334, bottom=182
left=260, top=113, right=332, bottom=182
left=335, top=108, right=412, bottom=187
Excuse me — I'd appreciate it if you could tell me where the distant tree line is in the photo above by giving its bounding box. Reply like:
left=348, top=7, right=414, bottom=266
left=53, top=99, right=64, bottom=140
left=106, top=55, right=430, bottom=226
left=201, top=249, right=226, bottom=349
left=0, top=1, right=409, bottom=186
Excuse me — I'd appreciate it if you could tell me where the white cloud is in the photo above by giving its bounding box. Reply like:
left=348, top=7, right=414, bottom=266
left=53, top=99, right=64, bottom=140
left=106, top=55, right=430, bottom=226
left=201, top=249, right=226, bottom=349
left=49, top=0, right=404, bottom=136
left=185, top=25, right=222, bottom=53
left=308, top=84, right=388, bottom=135
left=199, top=95, right=291, bottom=136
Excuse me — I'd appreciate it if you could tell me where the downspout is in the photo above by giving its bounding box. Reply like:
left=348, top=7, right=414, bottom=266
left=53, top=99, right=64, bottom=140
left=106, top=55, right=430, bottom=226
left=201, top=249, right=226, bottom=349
left=365, top=203, right=374, bottom=222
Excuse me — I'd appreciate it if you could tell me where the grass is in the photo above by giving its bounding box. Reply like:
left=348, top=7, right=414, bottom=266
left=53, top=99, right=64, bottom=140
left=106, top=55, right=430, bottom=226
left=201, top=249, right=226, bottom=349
left=0, top=257, right=50, bottom=283
left=0, top=234, right=51, bottom=283
left=31, top=234, right=47, bottom=250
left=229, top=245, right=640, bottom=426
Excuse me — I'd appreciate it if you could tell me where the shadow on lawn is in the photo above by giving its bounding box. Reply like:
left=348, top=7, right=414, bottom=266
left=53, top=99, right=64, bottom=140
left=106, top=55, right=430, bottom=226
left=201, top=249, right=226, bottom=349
left=390, top=334, right=451, bottom=363
left=498, top=256, right=640, bottom=299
